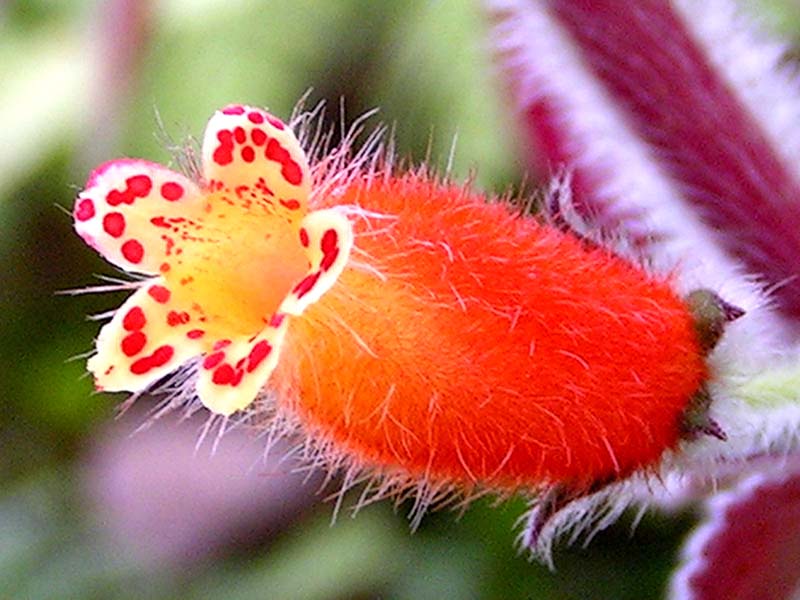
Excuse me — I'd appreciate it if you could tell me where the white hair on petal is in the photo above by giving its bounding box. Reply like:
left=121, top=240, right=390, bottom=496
left=673, top=0, right=800, bottom=191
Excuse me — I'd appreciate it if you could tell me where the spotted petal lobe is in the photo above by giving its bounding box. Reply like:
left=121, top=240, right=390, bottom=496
left=280, top=209, right=354, bottom=316
left=196, top=315, right=290, bottom=416
left=78, top=106, right=354, bottom=418
left=74, top=159, right=204, bottom=275
left=89, top=280, right=206, bottom=392
left=201, top=104, right=310, bottom=221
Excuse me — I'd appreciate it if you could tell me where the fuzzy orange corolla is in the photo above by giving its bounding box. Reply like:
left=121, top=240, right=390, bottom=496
left=279, top=173, right=708, bottom=491
left=74, top=105, right=709, bottom=513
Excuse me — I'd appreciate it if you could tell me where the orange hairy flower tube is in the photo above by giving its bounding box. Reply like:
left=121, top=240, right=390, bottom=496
left=74, top=105, right=726, bottom=549
left=273, top=171, right=708, bottom=493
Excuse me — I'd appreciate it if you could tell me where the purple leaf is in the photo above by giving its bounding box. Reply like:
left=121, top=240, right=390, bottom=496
left=489, top=0, right=800, bottom=328
left=671, top=462, right=800, bottom=600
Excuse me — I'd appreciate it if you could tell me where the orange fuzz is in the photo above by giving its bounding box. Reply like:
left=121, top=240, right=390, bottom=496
left=74, top=105, right=708, bottom=503
left=275, top=172, right=707, bottom=492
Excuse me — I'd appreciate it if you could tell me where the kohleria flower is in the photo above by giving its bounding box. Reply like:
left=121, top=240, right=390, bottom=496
left=74, top=103, right=736, bottom=558
left=74, top=105, right=353, bottom=416
left=71, top=2, right=800, bottom=590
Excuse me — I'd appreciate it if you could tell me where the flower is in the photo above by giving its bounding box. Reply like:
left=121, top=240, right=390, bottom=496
left=75, top=102, right=732, bottom=559
left=74, top=105, right=353, bottom=416
left=73, top=3, right=800, bottom=587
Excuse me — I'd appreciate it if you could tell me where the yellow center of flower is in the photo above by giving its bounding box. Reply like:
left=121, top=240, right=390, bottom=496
left=165, top=192, right=309, bottom=339
left=78, top=104, right=354, bottom=417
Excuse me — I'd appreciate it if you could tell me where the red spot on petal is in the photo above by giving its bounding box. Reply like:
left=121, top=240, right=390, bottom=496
left=150, top=216, right=170, bottom=228
left=203, top=352, right=225, bottom=370
left=213, top=130, right=234, bottom=166
left=75, top=198, right=95, bottom=221
left=160, top=262, right=171, bottom=273
left=127, top=174, right=152, bottom=197
left=282, top=162, right=303, bottom=186
left=107, top=173, right=153, bottom=207
left=121, top=239, right=144, bottom=264
left=251, top=128, right=267, bottom=145
left=280, top=198, right=301, bottom=210
left=292, top=272, right=321, bottom=299
left=265, top=139, right=303, bottom=185
left=148, top=285, right=171, bottom=303
left=247, top=111, right=264, bottom=124
left=247, top=340, right=272, bottom=372
left=123, top=306, right=146, bottom=331
left=106, top=189, right=128, bottom=206
left=212, top=363, right=235, bottom=385
left=161, top=182, right=184, bottom=201
left=299, top=228, right=310, bottom=247
left=167, top=310, right=190, bottom=327
left=102, top=212, right=126, bottom=237
left=213, top=339, right=231, bottom=351
left=213, top=150, right=233, bottom=166
left=234, top=127, right=246, bottom=144
left=162, top=235, right=175, bottom=256
left=320, top=247, right=339, bottom=272
left=319, top=229, right=340, bottom=271
left=241, top=146, right=255, bottom=162
left=186, top=329, right=205, bottom=339
left=131, top=345, right=174, bottom=374
left=266, top=115, right=285, bottom=130
left=270, top=313, right=286, bottom=328
left=222, top=105, right=245, bottom=115
left=255, top=178, right=273, bottom=196
left=121, top=331, right=147, bottom=357
left=321, top=229, right=338, bottom=254
left=152, top=345, right=174, bottom=366
left=129, top=358, right=150, bottom=375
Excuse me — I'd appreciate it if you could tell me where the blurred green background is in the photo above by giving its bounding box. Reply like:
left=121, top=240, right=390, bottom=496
left=1, top=1, right=797, bottom=598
